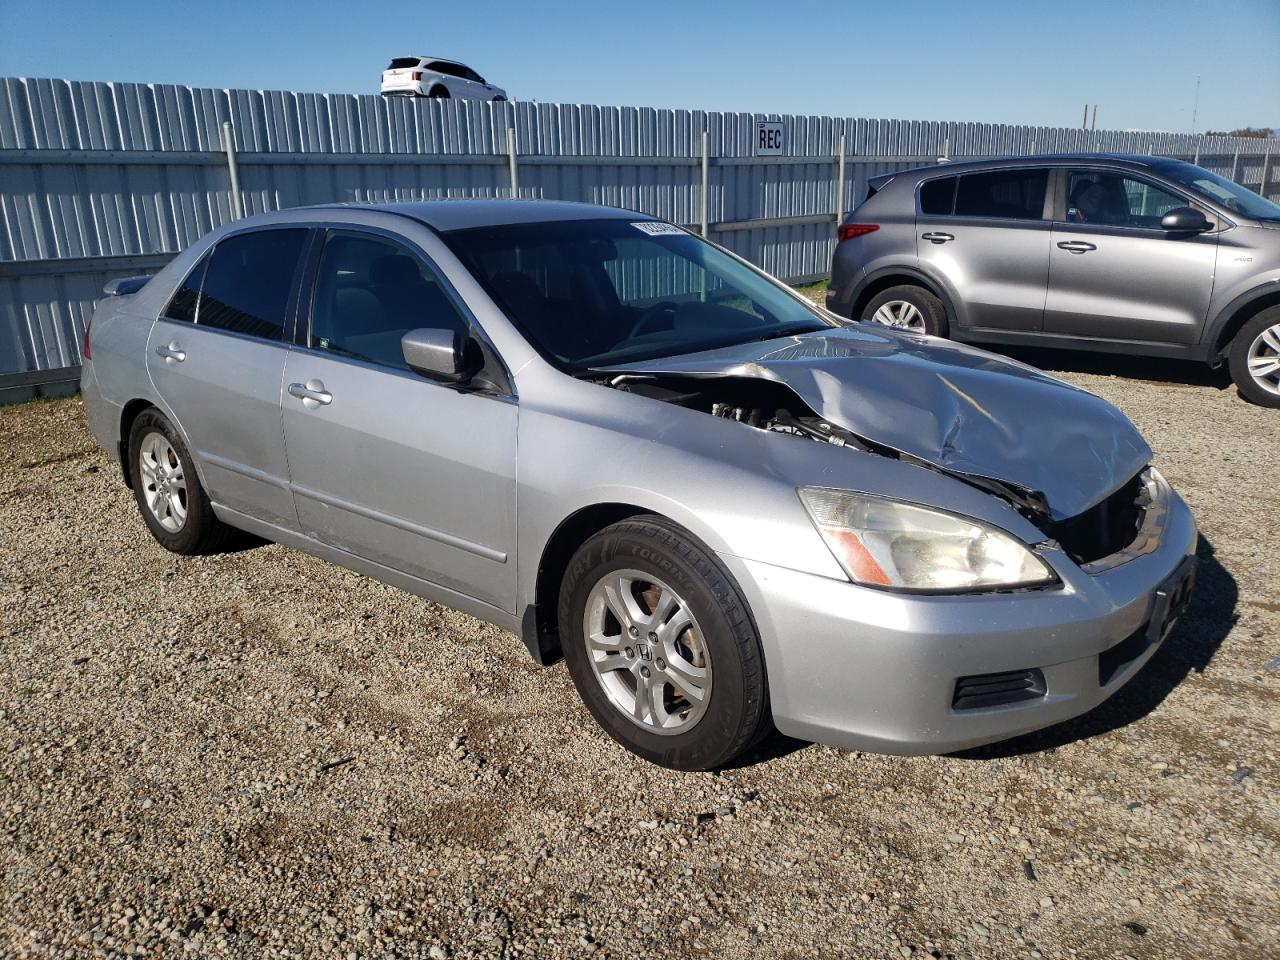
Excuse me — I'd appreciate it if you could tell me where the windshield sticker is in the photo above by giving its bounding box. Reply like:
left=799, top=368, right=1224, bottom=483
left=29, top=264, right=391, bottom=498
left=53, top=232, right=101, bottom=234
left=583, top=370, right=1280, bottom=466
left=631, top=221, right=685, bottom=236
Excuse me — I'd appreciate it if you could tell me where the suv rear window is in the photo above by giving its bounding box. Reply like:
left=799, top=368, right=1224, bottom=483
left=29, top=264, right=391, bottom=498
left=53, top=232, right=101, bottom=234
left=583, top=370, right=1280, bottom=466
left=919, top=176, right=957, bottom=215
left=954, top=169, right=1048, bottom=220
left=387, top=58, right=422, bottom=69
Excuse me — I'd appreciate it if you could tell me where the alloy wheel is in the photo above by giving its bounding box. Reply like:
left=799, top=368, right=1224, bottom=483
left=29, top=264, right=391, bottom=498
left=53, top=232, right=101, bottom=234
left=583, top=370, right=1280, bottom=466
left=138, top=431, right=188, bottom=533
left=1246, top=321, right=1280, bottom=397
left=582, top=570, right=712, bottom=735
left=871, top=299, right=926, bottom=330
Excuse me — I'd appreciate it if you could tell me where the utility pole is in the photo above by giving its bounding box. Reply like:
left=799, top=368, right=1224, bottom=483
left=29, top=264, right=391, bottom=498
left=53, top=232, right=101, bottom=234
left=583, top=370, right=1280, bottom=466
left=1082, top=103, right=1088, bottom=128
left=1091, top=105, right=1098, bottom=131
left=1191, top=74, right=1201, bottom=133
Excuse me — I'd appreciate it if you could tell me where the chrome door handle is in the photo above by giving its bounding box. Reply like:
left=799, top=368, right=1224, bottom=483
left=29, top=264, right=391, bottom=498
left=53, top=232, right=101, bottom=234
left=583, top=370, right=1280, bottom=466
left=155, top=343, right=186, bottom=362
left=288, top=380, right=332, bottom=407
left=921, top=232, right=954, bottom=243
left=1057, top=241, right=1097, bottom=254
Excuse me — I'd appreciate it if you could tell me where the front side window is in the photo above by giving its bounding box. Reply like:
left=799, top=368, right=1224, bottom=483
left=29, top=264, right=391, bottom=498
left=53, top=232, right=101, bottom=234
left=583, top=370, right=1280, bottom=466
left=954, top=169, right=1048, bottom=220
left=164, top=254, right=208, bottom=323
left=443, top=219, right=833, bottom=373
left=309, top=231, right=470, bottom=371
left=1065, top=170, right=1187, bottom=228
left=197, top=229, right=307, bottom=340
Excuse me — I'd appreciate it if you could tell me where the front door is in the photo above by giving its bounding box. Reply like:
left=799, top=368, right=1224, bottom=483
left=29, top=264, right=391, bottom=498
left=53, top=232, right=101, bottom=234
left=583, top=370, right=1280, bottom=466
left=1043, top=167, right=1219, bottom=345
left=145, top=228, right=309, bottom=530
left=279, top=229, right=518, bottom=611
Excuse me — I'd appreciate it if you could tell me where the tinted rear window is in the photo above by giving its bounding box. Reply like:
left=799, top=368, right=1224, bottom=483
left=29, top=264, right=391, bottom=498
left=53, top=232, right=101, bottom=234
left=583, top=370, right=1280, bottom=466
left=954, top=169, right=1048, bottom=220
left=387, top=58, right=421, bottom=69
left=197, top=229, right=308, bottom=340
left=919, top=176, right=957, bottom=215
left=164, top=254, right=208, bottom=323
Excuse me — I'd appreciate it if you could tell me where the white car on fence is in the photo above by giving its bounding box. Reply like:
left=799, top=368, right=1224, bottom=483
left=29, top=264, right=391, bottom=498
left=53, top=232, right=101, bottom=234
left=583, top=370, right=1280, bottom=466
left=380, top=57, right=507, bottom=101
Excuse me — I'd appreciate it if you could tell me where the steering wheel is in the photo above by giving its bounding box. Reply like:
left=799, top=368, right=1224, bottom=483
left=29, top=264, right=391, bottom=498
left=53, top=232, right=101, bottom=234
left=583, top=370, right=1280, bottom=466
left=627, top=301, right=679, bottom=338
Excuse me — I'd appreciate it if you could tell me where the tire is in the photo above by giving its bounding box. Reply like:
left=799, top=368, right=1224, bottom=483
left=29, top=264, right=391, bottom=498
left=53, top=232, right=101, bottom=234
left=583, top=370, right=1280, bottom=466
left=558, top=516, right=772, bottom=770
left=860, top=284, right=948, bottom=337
left=127, top=408, right=235, bottom=554
left=492, top=96, right=507, bottom=102
left=1227, top=305, right=1280, bottom=408
left=428, top=86, right=450, bottom=99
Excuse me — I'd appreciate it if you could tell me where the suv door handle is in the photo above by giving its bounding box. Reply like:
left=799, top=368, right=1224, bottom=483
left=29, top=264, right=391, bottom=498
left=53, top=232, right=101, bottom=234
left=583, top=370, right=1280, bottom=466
left=288, top=379, right=333, bottom=408
left=921, top=232, right=954, bottom=244
left=1057, top=241, right=1097, bottom=254
left=155, top=343, right=186, bottom=363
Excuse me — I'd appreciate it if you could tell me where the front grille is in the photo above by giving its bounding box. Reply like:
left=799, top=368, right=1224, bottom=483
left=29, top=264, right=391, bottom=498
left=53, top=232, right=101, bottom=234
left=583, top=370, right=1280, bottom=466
left=1046, top=472, right=1146, bottom=564
left=1098, top=625, right=1150, bottom=686
left=953, top=669, right=1046, bottom=711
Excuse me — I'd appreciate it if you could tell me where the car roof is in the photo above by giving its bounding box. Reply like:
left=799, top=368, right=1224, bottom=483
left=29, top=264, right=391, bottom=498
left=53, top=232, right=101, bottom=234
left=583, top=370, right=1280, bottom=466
left=285, top=199, right=649, bottom=232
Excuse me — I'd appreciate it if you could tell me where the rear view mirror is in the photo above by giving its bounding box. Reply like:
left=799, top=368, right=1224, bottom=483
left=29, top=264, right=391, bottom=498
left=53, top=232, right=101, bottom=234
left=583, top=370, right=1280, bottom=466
left=1160, top=207, right=1212, bottom=233
left=401, top=328, right=482, bottom=384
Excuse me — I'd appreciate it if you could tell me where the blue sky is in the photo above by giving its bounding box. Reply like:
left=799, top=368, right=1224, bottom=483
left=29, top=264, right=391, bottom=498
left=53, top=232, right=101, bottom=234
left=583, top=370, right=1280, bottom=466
left=2, top=0, right=1276, bottom=132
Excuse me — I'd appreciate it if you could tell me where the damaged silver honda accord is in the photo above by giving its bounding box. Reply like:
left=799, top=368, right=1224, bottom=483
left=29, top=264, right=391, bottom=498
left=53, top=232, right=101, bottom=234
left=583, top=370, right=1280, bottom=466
left=81, top=200, right=1198, bottom=770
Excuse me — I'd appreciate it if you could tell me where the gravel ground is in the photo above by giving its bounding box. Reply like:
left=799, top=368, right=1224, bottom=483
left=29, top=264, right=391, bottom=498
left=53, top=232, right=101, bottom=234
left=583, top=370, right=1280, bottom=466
left=1, top=351, right=1277, bottom=960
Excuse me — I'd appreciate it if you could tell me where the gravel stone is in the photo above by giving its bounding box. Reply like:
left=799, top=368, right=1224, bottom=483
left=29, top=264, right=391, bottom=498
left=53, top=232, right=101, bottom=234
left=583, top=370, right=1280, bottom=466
left=1, top=355, right=1277, bottom=959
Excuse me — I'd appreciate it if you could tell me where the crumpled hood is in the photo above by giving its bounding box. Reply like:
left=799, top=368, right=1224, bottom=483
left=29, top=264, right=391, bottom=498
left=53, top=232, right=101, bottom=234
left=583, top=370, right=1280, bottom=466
left=597, top=325, right=1152, bottom=520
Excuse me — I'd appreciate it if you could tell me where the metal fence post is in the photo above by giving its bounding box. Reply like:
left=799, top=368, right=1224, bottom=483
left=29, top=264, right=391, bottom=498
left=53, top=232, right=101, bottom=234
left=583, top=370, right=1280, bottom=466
left=700, top=131, right=709, bottom=238
left=834, top=133, right=846, bottom=223
left=1230, top=150, right=1240, bottom=184
left=221, top=121, right=243, bottom=220
left=1193, top=143, right=1201, bottom=165
left=506, top=127, right=519, bottom=199
left=939, top=137, right=950, bottom=163
left=1260, top=152, right=1272, bottom=200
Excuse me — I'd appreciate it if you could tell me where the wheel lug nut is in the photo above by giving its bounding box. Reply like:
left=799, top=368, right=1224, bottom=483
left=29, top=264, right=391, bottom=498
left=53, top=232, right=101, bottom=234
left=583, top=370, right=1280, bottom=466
left=628, top=626, right=639, bottom=638
left=624, top=647, right=634, bottom=659
left=656, top=658, right=666, bottom=670
left=640, top=666, right=651, bottom=679
left=647, top=632, right=657, bottom=642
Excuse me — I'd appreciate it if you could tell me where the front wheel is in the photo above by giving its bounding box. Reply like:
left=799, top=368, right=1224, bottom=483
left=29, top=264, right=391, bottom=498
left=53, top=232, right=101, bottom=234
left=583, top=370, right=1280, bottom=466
left=860, top=284, right=947, bottom=337
left=1227, top=306, right=1280, bottom=407
left=558, top=516, right=772, bottom=770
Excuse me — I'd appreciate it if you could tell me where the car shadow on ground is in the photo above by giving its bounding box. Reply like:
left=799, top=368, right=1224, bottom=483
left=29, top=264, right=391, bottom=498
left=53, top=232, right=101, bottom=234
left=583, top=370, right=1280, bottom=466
left=993, top=345, right=1235, bottom=392
left=952, top=534, right=1236, bottom=761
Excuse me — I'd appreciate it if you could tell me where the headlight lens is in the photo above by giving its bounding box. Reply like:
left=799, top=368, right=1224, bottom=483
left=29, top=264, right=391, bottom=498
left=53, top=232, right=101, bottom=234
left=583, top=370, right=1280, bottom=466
left=799, top=487, right=1057, bottom=592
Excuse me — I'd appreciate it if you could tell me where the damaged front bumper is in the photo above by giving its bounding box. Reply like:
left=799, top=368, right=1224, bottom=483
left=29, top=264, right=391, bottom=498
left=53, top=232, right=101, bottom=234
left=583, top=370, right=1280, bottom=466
left=719, top=487, right=1198, bottom=756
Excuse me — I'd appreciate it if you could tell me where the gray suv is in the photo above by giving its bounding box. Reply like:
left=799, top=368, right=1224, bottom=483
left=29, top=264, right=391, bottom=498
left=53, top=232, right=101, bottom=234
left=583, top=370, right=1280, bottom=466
left=828, top=154, right=1280, bottom=406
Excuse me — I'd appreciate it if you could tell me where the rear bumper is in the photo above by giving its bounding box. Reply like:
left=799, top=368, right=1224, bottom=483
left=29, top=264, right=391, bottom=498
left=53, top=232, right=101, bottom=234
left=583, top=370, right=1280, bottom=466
left=720, top=491, right=1198, bottom=755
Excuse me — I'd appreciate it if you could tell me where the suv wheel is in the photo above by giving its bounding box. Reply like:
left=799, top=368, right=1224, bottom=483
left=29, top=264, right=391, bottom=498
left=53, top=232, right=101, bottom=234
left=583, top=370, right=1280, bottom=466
left=127, top=408, right=236, bottom=554
left=558, top=516, right=772, bottom=770
left=861, top=285, right=947, bottom=337
left=1227, top=306, right=1280, bottom=407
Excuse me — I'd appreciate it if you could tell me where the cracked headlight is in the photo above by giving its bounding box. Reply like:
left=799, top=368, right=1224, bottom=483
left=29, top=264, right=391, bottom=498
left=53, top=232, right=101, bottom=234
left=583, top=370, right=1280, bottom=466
left=799, top=487, right=1057, bottom=593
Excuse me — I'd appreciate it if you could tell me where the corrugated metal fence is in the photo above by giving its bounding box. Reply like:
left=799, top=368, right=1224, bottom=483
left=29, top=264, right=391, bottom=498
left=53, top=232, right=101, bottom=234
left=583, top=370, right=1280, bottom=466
left=3, top=76, right=1279, bottom=389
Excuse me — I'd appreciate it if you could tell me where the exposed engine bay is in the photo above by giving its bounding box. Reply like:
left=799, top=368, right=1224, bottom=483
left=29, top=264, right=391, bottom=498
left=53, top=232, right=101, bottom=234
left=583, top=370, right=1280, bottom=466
left=601, top=372, right=1147, bottom=566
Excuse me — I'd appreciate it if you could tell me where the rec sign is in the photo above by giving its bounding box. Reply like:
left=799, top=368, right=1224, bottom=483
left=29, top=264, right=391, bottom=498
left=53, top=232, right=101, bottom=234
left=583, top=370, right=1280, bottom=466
left=755, top=121, right=785, bottom=156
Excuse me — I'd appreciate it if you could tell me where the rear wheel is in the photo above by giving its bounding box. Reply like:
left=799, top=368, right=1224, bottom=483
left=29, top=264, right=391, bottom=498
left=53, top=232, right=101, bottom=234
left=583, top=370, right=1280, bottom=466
left=558, top=516, right=772, bottom=770
left=428, top=86, right=450, bottom=99
left=1227, top=306, right=1280, bottom=407
left=127, top=408, right=235, bottom=554
left=861, top=284, right=947, bottom=337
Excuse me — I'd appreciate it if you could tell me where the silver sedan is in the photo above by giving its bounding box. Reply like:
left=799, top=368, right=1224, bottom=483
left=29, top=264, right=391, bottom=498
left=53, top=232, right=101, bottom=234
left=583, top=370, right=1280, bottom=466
left=80, top=201, right=1198, bottom=769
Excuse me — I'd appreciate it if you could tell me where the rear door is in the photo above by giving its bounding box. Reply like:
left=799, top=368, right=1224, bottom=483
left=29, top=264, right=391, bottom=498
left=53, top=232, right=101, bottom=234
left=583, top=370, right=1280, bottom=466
left=916, top=167, right=1051, bottom=331
left=146, top=228, right=308, bottom=530
left=1043, top=167, right=1219, bottom=344
left=279, top=228, right=518, bottom=611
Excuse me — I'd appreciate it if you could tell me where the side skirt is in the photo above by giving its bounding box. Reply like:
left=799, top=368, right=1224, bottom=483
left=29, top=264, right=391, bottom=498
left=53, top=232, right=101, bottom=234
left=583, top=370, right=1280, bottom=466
left=212, top=504, right=524, bottom=640
left=953, top=327, right=1212, bottom=363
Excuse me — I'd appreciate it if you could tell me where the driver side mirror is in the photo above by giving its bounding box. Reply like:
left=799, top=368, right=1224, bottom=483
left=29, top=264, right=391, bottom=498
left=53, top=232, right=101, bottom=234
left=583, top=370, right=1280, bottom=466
left=1161, top=207, right=1212, bottom=233
left=401, top=327, right=482, bottom=384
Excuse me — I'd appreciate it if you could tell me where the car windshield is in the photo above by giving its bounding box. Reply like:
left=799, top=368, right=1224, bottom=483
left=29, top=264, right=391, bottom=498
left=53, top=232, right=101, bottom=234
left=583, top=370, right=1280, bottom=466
left=442, top=218, right=834, bottom=373
left=1162, top=162, right=1280, bottom=221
